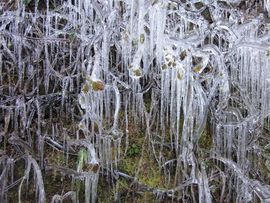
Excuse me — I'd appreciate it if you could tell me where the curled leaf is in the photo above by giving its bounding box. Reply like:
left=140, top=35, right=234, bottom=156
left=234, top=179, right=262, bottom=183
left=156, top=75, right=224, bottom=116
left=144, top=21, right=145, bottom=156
left=193, top=64, right=202, bottom=73
left=91, top=80, right=105, bottom=91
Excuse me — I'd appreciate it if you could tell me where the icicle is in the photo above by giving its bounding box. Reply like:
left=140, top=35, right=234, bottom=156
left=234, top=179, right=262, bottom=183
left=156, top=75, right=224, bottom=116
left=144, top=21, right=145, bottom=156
left=198, top=164, right=212, bottom=203
left=265, top=0, right=270, bottom=15
left=18, top=156, right=45, bottom=203
left=51, top=191, right=76, bottom=203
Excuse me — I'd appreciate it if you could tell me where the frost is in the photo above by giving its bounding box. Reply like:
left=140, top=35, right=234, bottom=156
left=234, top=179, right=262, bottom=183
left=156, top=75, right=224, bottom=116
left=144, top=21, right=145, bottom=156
left=1, top=0, right=270, bottom=202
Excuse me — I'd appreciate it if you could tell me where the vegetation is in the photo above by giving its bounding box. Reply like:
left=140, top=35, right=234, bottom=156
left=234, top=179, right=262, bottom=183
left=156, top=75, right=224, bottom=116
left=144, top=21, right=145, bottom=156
left=1, top=0, right=270, bottom=203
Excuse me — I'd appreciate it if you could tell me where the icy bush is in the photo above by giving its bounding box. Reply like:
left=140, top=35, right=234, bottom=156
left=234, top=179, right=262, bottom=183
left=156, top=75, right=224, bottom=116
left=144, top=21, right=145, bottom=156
left=1, top=0, right=270, bottom=202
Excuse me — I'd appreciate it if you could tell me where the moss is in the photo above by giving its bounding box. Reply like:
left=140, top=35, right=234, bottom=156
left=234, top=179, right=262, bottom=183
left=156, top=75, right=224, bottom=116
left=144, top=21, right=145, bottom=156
left=140, top=192, right=156, bottom=203
left=198, top=130, right=212, bottom=150
left=121, top=157, right=138, bottom=175
left=138, top=158, right=163, bottom=188
left=139, top=170, right=162, bottom=188
left=127, top=143, right=141, bottom=157
left=119, top=126, right=144, bottom=175
left=46, top=150, right=66, bottom=166
left=97, top=177, right=115, bottom=203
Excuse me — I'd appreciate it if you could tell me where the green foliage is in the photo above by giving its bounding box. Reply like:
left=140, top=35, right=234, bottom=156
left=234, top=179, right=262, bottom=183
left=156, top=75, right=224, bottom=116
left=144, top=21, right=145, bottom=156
left=127, top=143, right=141, bottom=157
left=77, top=148, right=88, bottom=171
left=120, top=158, right=137, bottom=174
left=139, top=170, right=161, bottom=188
left=82, top=83, right=90, bottom=94
left=74, top=149, right=89, bottom=202
left=69, top=32, right=76, bottom=42
left=193, top=64, right=202, bottom=73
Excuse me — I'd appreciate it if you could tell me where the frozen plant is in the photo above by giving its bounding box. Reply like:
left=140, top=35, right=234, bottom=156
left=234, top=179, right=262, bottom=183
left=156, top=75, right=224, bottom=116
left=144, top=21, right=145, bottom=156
left=1, top=0, right=270, bottom=202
